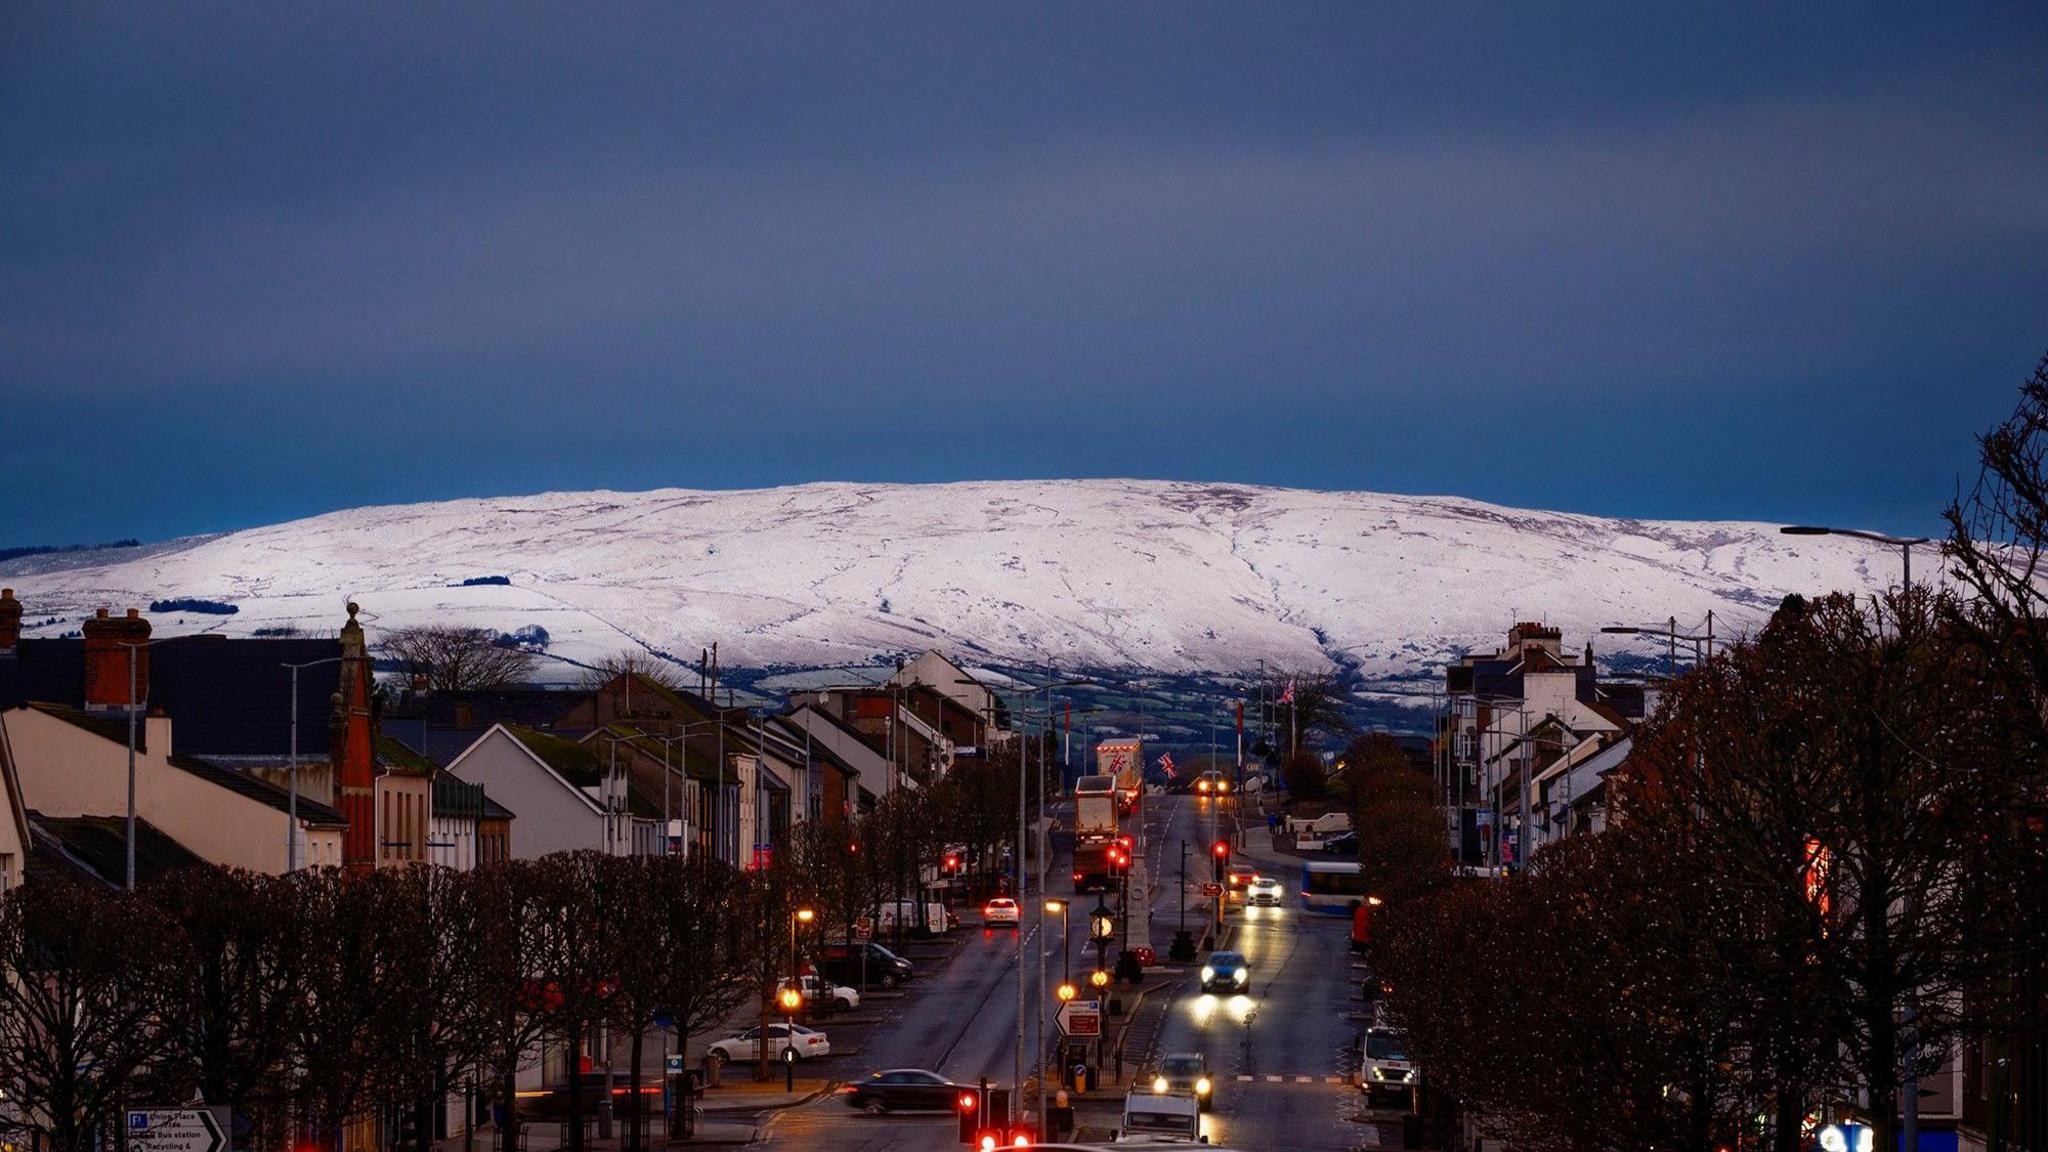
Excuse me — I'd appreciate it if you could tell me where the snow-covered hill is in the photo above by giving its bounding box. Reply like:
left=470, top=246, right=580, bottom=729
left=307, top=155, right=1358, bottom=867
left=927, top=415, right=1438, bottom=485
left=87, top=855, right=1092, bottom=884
left=1, top=480, right=1900, bottom=685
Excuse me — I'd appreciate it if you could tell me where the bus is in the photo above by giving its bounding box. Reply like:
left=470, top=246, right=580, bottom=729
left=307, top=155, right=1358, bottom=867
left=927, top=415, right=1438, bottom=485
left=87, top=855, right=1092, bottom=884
left=1299, top=860, right=1365, bottom=915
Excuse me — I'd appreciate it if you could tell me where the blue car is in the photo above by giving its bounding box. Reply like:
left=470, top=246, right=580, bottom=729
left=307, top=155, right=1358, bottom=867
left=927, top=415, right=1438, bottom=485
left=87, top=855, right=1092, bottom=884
left=1199, top=950, right=1250, bottom=993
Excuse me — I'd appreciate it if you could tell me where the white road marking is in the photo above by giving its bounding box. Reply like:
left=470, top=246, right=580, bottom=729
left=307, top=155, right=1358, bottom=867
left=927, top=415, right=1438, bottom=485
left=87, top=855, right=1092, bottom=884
left=1295, top=1075, right=1312, bottom=1083
left=1264, top=1074, right=1282, bottom=1082
left=1236, top=1075, right=1253, bottom=1082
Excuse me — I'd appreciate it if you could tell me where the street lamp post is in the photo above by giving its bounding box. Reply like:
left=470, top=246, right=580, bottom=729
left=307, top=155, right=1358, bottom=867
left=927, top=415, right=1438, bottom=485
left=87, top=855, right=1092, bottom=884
left=281, top=656, right=346, bottom=872
left=1780, top=525, right=1931, bottom=589
left=1039, top=896, right=1069, bottom=1134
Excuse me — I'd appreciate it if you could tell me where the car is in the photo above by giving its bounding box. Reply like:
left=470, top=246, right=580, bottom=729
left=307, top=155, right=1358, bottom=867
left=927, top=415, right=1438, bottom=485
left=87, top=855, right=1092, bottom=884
left=1199, top=950, right=1250, bottom=993
left=1246, top=875, right=1284, bottom=906
left=1321, top=830, right=1360, bottom=855
left=1150, top=1053, right=1215, bottom=1111
left=1193, top=771, right=1232, bottom=796
left=1358, top=1026, right=1420, bottom=1106
left=707, top=1022, right=830, bottom=1064
left=817, top=942, right=916, bottom=989
left=1117, top=1088, right=1203, bottom=1143
left=983, top=896, right=1020, bottom=927
left=776, top=973, right=860, bottom=1012
left=837, top=1068, right=961, bottom=1114
left=1224, top=864, right=1258, bottom=902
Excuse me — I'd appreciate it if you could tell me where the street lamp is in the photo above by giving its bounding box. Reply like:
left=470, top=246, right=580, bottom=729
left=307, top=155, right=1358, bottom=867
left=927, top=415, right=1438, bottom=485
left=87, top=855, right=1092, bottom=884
left=1780, top=525, right=1930, bottom=588
left=1045, top=898, right=1072, bottom=986
left=1600, top=619, right=1716, bottom=679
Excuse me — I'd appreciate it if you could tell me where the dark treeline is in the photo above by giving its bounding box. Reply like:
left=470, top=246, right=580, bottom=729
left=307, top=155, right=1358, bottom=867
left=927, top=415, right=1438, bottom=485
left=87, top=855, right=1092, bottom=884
left=0, top=738, right=1057, bottom=1152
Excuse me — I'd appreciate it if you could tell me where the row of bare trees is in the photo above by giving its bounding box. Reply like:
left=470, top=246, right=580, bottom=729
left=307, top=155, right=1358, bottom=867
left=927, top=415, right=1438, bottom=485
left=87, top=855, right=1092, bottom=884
left=0, top=854, right=756, bottom=1152
left=1353, top=357, right=2048, bottom=1152
left=0, top=732, right=1061, bottom=1152
left=1370, top=586, right=2046, bottom=1152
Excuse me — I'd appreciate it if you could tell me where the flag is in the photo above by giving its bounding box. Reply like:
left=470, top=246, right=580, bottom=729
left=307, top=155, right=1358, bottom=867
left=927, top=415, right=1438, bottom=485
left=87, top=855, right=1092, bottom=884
left=1158, top=752, right=1177, bottom=778
left=1279, top=679, right=1296, bottom=706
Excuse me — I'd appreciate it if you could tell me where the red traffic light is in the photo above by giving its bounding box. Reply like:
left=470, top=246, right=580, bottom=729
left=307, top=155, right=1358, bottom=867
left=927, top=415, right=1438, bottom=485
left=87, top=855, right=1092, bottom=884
left=958, top=1092, right=978, bottom=1112
left=945, top=853, right=962, bottom=872
left=1212, top=840, right=1229, bottom=857
left=978, top=1135, right=997, bottom=1152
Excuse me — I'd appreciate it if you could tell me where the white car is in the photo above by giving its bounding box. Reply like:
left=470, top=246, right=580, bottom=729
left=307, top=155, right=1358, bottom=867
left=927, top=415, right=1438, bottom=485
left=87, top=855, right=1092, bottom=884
left=983, top=897, right=1020, bottom=927
left=776, top=973, right=860, bottom=1011
left=707, top=1022, right=831, bottom=1063
left=1246, top=876, right=1284, bottom=906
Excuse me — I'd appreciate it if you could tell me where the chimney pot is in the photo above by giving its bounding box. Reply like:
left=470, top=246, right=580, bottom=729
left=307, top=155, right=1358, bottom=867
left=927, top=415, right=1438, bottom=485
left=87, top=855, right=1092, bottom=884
left=126, top=608, right=140, bottom=619
left=81, top=607, right=151, bottom=711
left=0, top=588, right=19, bottom=652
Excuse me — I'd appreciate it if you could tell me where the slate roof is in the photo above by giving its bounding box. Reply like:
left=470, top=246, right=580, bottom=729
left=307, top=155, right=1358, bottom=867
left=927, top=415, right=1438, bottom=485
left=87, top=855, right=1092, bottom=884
left=25, top=701, right=141, bottom=748
left=21, top=699, right=349, bottom=827
left=388, top=688, right=584, bottom=731
left=1, top=636, right=344, bottom=756
left=26, top=812, right=207, bottom=889
left=505, top=724, right=605, bottom=788
left=169, top=754, right=349, bottom=826
left=377, top=734, right=439, bottom=776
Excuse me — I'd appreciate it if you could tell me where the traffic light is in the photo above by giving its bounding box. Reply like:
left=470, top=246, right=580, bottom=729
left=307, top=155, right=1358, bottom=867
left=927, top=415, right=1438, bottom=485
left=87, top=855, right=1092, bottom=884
left=958, top=1083, right=1012, bottom=1145
left=1211, top=839, right=1229, bottom=881
left=956, top=1086, right=982, bottom=1143
left=945, top=852, right=961, bottom=873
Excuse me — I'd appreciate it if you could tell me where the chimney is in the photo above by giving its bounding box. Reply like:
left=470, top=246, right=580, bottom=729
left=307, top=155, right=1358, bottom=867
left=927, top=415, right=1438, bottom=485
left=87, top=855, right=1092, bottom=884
left=82, top=607, right=150, bottom=712
left=0, top=588, right=20, bottom=653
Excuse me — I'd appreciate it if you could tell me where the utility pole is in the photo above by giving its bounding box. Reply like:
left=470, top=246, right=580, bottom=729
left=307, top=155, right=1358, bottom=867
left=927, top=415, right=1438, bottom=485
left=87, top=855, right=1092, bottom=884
left=126, top=645, right=138, bottom=891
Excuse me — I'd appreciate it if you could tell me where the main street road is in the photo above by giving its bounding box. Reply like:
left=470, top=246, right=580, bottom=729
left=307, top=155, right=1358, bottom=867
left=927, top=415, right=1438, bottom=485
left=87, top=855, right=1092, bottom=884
left=753, top=792, right=1387, bottom=1152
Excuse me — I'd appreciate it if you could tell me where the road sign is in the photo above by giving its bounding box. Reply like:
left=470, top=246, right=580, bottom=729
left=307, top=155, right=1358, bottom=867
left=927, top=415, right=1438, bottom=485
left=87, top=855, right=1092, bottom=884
left=853, top=916, right=873, bottom=940
left=128, top=1111, right=223, bottom=1152
left=1056, top=998, right=1102, bottom=1038
left=1200, top=882, right=1222, bottom=897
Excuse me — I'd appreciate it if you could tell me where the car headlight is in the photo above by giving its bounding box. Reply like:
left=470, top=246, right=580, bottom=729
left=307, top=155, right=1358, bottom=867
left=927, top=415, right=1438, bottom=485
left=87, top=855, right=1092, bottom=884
left=1152, top=1077, right=1169, bottom=1094
left=1200, top=967, right=1215, bottom=982
left=1233, top=968, right=1248, bottom=984
left=1195, top=1078, right=1211, bottom=1096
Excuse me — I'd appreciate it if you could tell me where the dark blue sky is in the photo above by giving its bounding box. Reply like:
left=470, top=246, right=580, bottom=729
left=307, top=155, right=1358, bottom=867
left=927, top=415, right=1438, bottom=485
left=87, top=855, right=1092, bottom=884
left=5, top=4, right=2044, bottom=545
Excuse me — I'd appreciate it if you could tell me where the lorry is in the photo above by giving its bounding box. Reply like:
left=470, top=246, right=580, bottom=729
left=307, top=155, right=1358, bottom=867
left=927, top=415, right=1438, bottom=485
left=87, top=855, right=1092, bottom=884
left=875, top=899, right=955, bottom=937
left=1072, top=839, right=1116, bottom=894
left=1095, top=739, right=1146, bottom=816
left=1074, top=774, right=1119, bottom=841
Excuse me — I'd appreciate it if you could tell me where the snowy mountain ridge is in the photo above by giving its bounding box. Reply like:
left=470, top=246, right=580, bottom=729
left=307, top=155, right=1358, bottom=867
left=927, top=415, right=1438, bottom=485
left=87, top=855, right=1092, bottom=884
left=0, top=480, right=1897, bottom=684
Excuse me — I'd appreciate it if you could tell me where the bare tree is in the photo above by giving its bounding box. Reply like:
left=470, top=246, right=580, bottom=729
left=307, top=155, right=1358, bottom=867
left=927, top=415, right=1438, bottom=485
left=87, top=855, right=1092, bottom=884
left=1622, top=592, right=2023, bottom=1152
left=462, top=861, right=554, bottom=1152
left=147, top=867, right=309, bottom=1152
left=287, top=867, right=412, bottom=1152
left=380, top=625, right=535, bottom=692
left=1259, top=670, right=1351, bottom=754
left=577, top=650, right=690, bottom=693
left=0, top=881, right=193, bottom=1152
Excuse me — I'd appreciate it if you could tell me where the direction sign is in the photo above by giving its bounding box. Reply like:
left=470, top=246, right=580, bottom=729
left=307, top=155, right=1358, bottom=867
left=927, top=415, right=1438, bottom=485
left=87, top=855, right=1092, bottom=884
left=128, top=1111, right=224, bottom=1152
left=1056, top=998, right=1102, bottom=1038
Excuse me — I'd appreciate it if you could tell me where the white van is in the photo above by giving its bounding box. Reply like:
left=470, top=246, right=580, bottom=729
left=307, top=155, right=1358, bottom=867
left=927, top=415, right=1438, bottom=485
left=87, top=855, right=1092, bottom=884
left=1117, top=1089, right=1205, bottom=1144
left=875, top=900, right=955, bottom=937
left=1288, top=811, right=1352, bottom=848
